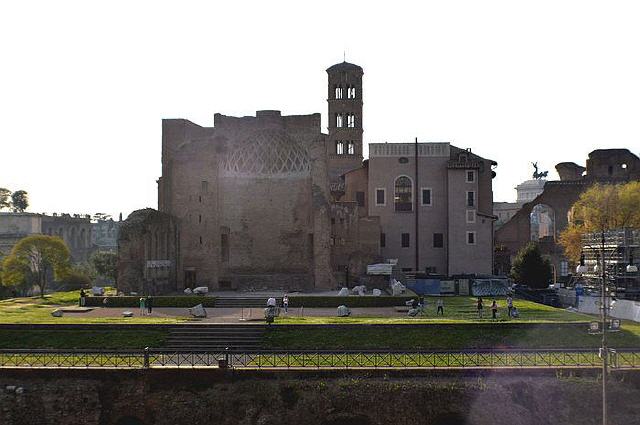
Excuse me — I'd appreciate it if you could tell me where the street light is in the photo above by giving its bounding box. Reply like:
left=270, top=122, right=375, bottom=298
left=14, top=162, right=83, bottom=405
left=576, top=231, right=614, bottom=425
left=627, top=249, right=638, bottom=273
left=576, top=253, right=588, bottom=274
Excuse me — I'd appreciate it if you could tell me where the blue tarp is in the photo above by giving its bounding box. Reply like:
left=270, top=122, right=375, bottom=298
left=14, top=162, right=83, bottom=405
left=407, top=279, right=441, bottom=295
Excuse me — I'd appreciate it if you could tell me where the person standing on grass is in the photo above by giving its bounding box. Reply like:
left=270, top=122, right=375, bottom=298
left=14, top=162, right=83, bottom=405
left=79, top=289, right=86, bottom=307
left=506, top=295, right=513, bottom=318
left=282, top=294, right=289, bottom=313
left=139, top=297, right=146, bottom=316
left=476, top=297, right=484, bottom=318
left=436, top=298, right=444, bottom=316
left=491, top=299, right=498, bottom=319
left=147, top=296, right=153, bottom=315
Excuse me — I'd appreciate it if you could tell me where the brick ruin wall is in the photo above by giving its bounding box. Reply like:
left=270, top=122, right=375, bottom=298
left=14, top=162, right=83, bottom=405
left=2, top=369, right=640, bottom=425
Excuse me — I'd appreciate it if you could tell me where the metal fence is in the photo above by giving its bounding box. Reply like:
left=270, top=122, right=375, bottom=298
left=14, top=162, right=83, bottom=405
left=1, top=349, right=639, bottom=369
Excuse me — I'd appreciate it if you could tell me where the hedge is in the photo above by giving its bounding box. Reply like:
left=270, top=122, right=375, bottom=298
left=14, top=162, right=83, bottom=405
left=84, top=296, right=217, bottom=308
left=287, top=296, right=416, bottom=308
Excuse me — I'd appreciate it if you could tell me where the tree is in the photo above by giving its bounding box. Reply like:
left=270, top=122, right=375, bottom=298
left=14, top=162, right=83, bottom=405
left=11, top=190, right=28, bottom=212
left=510, top=242, right=552, bottom=289
left=90, top=250, right=117, bottom=284
left=0, top=188, right=11, bottom=210
left=559, top=182, right=640, bottom=263
left=1, top=235, right=71, bottom=296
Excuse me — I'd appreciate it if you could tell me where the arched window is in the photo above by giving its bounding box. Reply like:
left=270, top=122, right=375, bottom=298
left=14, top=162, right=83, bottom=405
left=336, top=141, right=344, bottom=155
left=530, top=204, right=555, bottom=241
left=347, top=141, right=355, bottom=155
left=394, top=176, right=413, bottom=212
left=347, top=114, right=355, bottom=127
left=335, top=86, right=343, bottom=99
left=70, top=227, right=76, bottom=248
left=335, top=114, right=343, bottom=128
left=347, top=86, right=356, bottom=99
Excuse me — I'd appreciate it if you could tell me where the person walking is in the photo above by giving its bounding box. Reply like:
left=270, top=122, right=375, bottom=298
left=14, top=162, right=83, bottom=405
left=139, top=297, right=146, bottom=316
left=491, top=299, right=498, bottom=320
left=79, top=289, right=86, bottom=307
left=436, top=298, right=444, bottom=316
left=476, top=297, right=484, bottom=318
left=147, top=296, right=153, bottom=315
left=506, top=295, right=513, bottom=318
left=282, top=294, right=289, bottom=313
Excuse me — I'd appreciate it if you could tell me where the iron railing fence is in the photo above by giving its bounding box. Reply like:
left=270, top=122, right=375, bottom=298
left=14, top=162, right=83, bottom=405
left=1, top=349, right=639, bottom=369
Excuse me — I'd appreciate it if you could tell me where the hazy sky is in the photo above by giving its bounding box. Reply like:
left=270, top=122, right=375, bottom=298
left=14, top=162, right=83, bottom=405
left=1, top=1, right=639, bottom=219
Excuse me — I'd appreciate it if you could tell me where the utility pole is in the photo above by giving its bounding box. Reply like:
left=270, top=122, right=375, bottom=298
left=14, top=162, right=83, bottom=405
left=414, top=137, right=419, bottom=273
left=601, top=230, right=608, bottom=425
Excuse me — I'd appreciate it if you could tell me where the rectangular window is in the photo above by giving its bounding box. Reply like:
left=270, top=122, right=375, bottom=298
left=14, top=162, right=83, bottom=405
left=375, top=188, right=386, bottom=206
left=433, top=233, right=444, bottom=248
left=466, top=191, right=475, bottom=207
left=421, top=188, right=432, bottom=206
left=560, top=260, right=569, bottom=276
left=466, top=170, right=475, bottom=183
left=466, top=210, right=476, bottom=223
left=201, top=180, right=209, bottom=192
left=221, top=234, right=229, bottom=262
left=466, top=231, right=476, bottom=245
left=401, top=233, right=410, bottom=248
left=380, top=233, right=386, bottom=248
left=356, top=191, right=365, bottom=207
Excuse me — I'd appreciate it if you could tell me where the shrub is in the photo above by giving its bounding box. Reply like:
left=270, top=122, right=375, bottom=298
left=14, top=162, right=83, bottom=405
left=84, top=296, right=217, bottom=308
left=60, top=271, right=92, bottom=290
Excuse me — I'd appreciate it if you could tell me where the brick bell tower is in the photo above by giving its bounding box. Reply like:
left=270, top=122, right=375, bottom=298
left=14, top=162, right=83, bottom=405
left=326, top=61, right=364, bottom=195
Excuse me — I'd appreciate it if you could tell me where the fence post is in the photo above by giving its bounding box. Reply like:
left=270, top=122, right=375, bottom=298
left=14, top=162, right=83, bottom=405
left=143, top=347, right=150, bottom=369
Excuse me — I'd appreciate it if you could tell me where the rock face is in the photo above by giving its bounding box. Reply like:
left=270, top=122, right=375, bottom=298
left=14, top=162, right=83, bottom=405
left=2, top=369, right=640, bottom=425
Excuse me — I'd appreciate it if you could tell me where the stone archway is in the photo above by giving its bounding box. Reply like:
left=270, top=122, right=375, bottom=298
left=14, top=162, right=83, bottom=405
left=530, top=204, right=555, bottom=241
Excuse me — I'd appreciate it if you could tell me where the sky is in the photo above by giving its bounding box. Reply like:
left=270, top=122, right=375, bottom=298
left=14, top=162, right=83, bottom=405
left=1, top=0, right=639, bottom=219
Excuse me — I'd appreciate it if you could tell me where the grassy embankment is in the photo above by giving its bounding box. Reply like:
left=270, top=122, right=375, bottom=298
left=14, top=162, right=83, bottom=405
left=2, top=290, right=640, bottom=350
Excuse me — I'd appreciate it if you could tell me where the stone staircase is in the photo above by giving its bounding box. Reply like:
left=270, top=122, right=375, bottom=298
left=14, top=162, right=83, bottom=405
left=164, top=325, right=266, bottom=351
left=214, top=297, right=276, bottom=308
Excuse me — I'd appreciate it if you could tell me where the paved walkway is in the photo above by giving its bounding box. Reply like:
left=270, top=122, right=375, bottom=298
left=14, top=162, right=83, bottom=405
left=74, top=306, right=408, bottom=323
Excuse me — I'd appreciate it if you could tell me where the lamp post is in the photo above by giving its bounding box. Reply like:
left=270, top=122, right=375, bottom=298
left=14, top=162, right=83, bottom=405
left=576, top=233, right=612, bottom=425
left=599, top=231, right=608, bottom=425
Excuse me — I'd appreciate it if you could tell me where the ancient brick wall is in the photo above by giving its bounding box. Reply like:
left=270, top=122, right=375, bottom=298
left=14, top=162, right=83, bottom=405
left=1, top=369, right=639, bottom=425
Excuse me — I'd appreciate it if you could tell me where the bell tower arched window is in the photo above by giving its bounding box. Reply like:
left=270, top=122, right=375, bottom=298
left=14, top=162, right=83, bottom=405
left=335, top=86, right=343, bottom=99
left=336, top=141, right=344, bottom=155
left=394, top=176, right=413, bottom=212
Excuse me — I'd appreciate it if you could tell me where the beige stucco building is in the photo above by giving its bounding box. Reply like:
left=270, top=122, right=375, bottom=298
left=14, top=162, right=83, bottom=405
left=342, top=143, right=495, bottom=276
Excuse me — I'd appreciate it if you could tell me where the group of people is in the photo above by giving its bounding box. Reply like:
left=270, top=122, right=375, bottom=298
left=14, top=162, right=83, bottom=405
left=139, top=296, right=153, bottom=316
left=408, top=296, right=445, bottom=316
left=476, top=295, right=518, bottom=319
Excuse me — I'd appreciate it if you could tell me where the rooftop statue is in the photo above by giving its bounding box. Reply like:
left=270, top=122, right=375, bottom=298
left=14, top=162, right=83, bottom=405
left=532, top=162, right=548, bottom=180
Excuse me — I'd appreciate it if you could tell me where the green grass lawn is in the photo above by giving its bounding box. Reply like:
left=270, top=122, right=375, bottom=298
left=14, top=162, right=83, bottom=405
left=0, top=290, right=187, bottom=324
left=0, top=329, right=168, bottom=349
